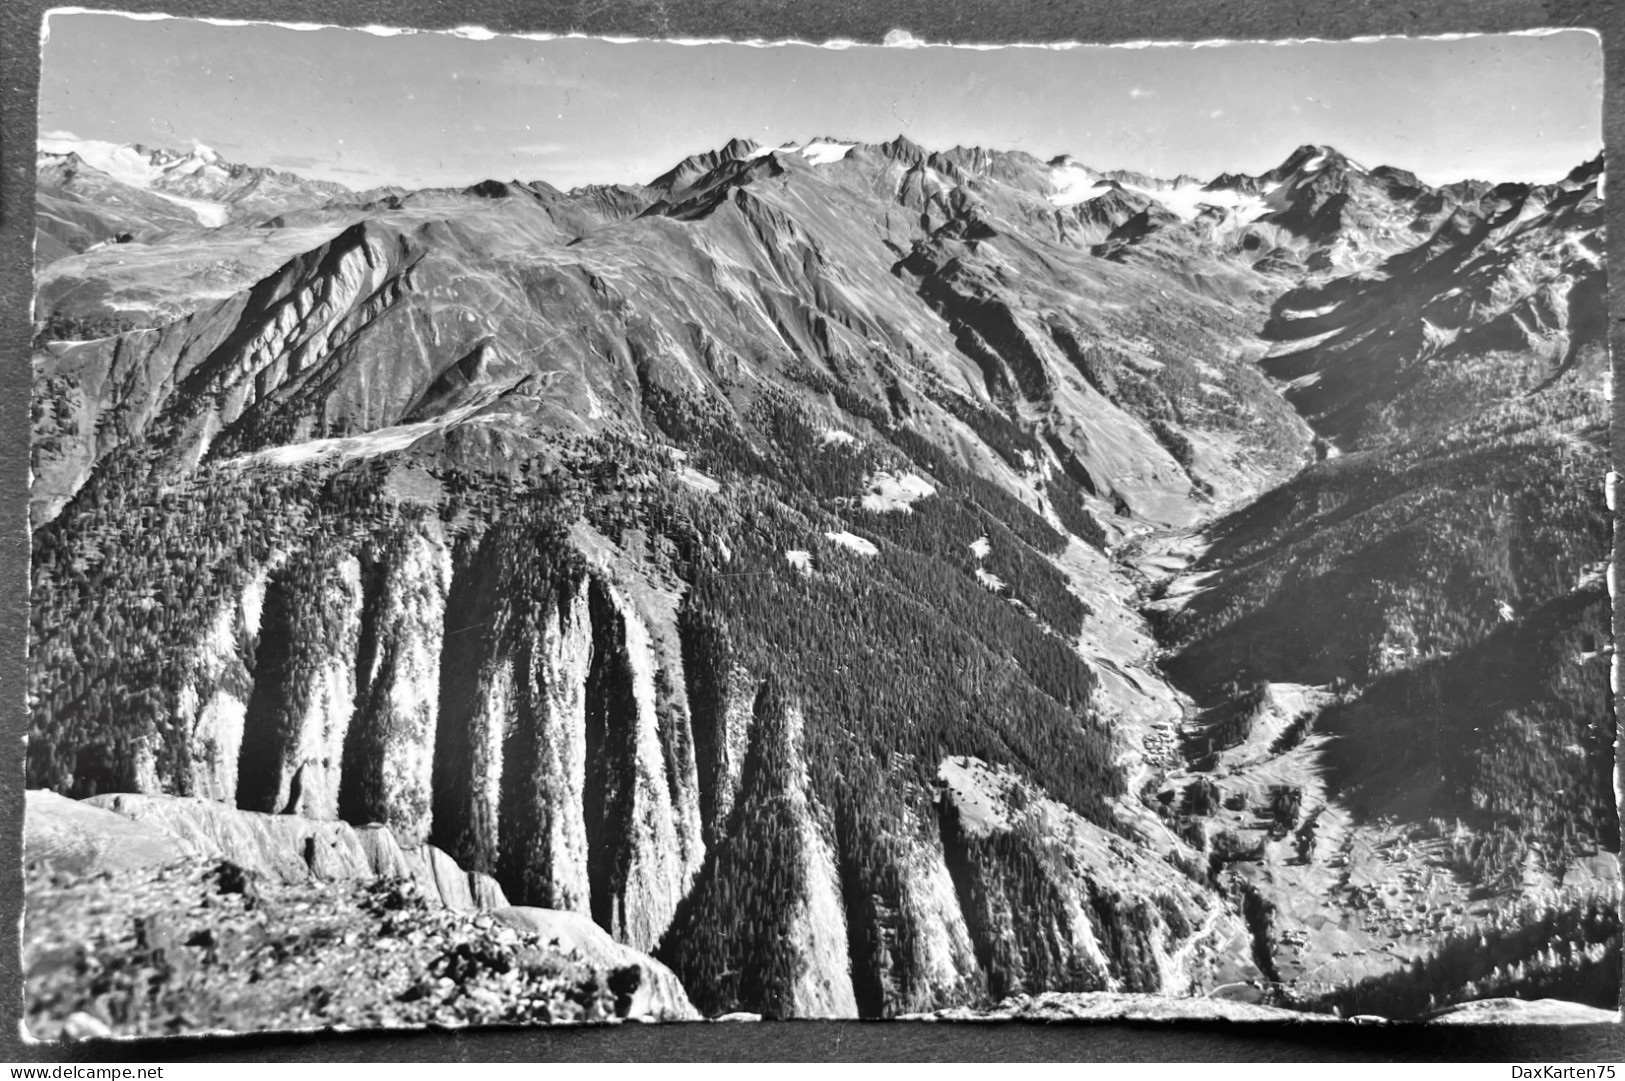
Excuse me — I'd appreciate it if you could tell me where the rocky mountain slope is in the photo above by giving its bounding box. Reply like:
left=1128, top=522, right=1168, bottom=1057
left=27, top=134, right=1617, bottom=1027
left=1147, top=154, right=1616, bottom=1016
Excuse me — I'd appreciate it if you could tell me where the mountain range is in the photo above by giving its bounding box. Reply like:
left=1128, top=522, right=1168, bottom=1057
left=26, top=130, right=1616, bottom=1029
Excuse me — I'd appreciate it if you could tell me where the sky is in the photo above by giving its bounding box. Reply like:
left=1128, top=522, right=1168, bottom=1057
left=38, top=13, right=1604, bottom=192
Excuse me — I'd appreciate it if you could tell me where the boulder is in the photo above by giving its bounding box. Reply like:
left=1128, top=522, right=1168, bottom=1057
left=422, top=844, right=477, bottom=912
left=491, top=907, right=698, bottom=1021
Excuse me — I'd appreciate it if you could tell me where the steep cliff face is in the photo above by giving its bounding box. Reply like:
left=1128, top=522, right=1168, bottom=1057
left=493, top=570, right=594, bottom=913
left=836, top=804, right=987, bottom=1016
left=893, top=821, right=985, bottom=1011
left=655, top=678, right=858, bottom=1018
left=425, top=519, right=703, bottom=951
left=778, top=700, right=861, bottom=1018
left=235, top=552, right=366, bottom=819
left=582, top=576, right=705, bottom=951
left=340, top=519, right=453, bottom=841
left=172, top=561, right=275, bottom=802
left=678, top=605, right=756, bottom=847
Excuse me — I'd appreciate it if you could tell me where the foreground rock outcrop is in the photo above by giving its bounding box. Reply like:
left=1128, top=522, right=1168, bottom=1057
left=902, top=992, right=1620, bottom=1026
left=902, top=990, right=1336, bottom=1024
left=29, top=790, right=506, bottom=913
left=1424, top=998, right=1621, bottom=1026
left=25, top=864, right=696, bottom=1040
left=23, top=790, right=698, bottom=1037
left=491, top=907, right=694, bottom=1023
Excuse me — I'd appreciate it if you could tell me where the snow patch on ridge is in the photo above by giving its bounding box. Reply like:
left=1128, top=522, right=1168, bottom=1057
left=1049, top=161, right=1101, bottom=206
left=148, top=189, right=230, bottom=228
left=936, top=757, right=1011, bottom=836
left=1278, top=300, right=1343, bottom=320
left=1124, top=183, right=1268, bottom=223
left=861, top=471, right=936, bottom=512
left=824, top=531, right=878, bottom=557
left=678, top=467, right=721, bottom=494
left=227, top=423, right=444, bottom=468
left=1049, top=160, right=1269, bottom=224
left=221, top=405, right=487, bottom=470
left=797, top=141, right=857, bottom=166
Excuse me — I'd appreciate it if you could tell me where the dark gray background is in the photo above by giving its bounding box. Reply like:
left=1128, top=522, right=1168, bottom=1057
left=2, top=0, right=1622, bottom=1062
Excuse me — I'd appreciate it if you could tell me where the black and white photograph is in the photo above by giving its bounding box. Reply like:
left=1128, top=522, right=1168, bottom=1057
left=19, top=11, right=1619, bottom=1043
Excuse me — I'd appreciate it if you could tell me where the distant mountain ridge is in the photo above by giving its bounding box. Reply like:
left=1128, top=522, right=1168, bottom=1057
left=34, top=134, right=350, bottom=262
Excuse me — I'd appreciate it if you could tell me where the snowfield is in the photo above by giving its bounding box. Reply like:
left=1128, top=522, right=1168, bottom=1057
left=1048, top=159, right=1272, bottom=224
left=41, top=136, right=172, bottom=187
left=756, top=140, right=859, bottom=166
left=1131, top=183, right=1269, bottom=223
left=224, top=421, right=447, bottom=469
left=40, top=135, right=233, bottom=227
left=149, top=189, right=229, bottom=228
left=797, top=141, right=857, bottom=166
left=1277, top=300, right=1345, bottom=320
left=40, top=134, right=229, bottom=190
left=1048, top=159, right=1101, bottom=206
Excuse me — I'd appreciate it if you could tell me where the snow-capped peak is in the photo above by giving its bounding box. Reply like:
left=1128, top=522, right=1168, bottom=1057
left=754, top=138, right=860, bottom=166
left=1049, top=154, right=1270, bottom=223
left=796, top=140, right=857, bottom=166
left=1048, top=158, right=1100, bottom=206
left=37, top=133, right=238, bottom=227
left=38, top=133, right=168, bottom=188
left=37, top=133, right=231, bottom=188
